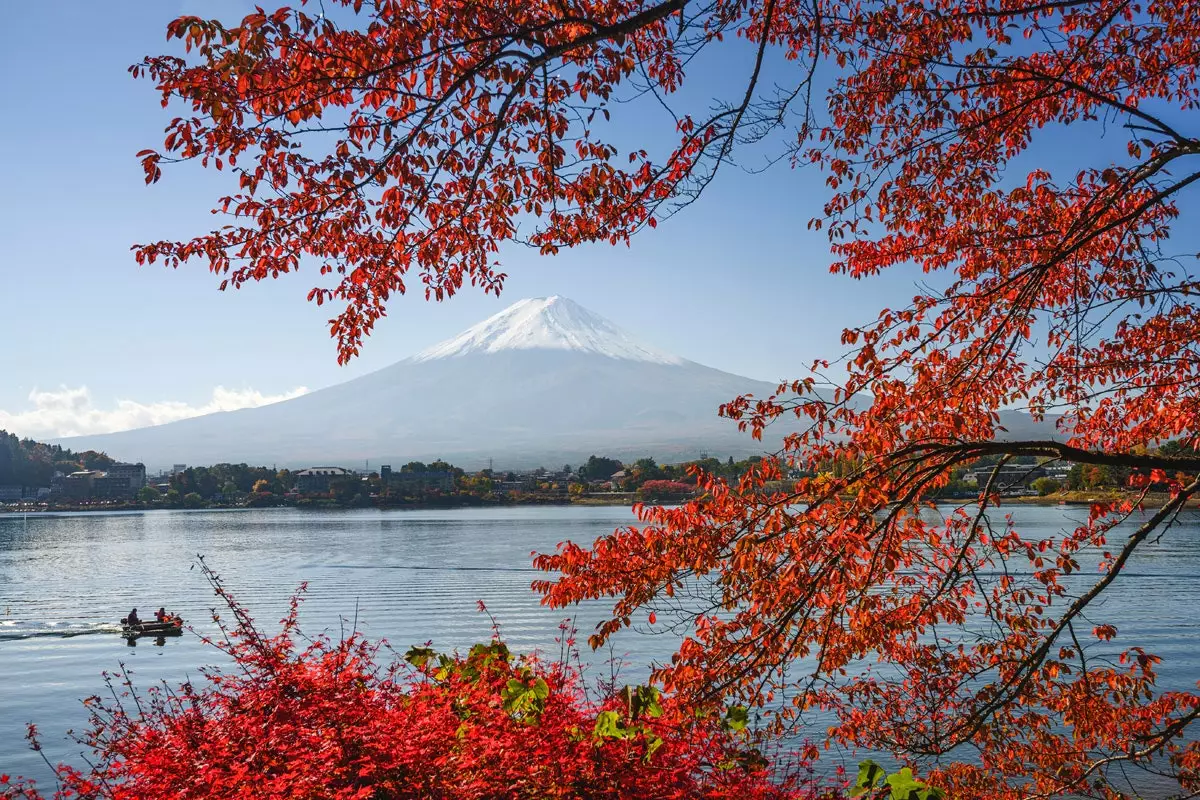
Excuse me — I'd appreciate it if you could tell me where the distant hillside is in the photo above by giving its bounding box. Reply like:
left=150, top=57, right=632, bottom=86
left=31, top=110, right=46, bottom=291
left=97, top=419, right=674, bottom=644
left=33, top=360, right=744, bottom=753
left=0, top=430, right=119, bottom=487
left=56, top=350, right=783, bottom=470
left=57, top=297, right=1061, bottom=470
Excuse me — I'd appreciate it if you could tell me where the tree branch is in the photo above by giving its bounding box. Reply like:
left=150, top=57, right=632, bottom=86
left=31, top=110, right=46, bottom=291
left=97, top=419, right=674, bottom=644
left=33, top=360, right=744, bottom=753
left=897, top=439, right=1200, bottom=473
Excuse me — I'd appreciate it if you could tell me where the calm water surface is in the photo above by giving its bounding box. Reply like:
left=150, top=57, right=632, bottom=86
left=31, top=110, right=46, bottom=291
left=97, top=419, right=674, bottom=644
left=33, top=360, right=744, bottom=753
left=1, top=505, right=1197, bottom=786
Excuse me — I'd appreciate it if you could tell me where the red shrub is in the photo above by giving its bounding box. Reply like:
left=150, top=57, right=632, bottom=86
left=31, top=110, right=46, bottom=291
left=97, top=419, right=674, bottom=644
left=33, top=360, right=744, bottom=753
left=2, top=576, right=838, bottom=800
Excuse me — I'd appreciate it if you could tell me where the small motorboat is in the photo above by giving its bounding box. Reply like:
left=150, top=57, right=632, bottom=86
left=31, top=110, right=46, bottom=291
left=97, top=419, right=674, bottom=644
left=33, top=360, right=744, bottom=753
left=120, top=616, right=184, bottom=639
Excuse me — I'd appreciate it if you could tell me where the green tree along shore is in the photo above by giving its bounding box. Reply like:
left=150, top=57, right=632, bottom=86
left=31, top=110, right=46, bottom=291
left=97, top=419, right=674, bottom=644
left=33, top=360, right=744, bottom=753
left=4, top=429, right=1194, bottom=513
left=0, top=430, right=116, bottom=488
left=0, top=431, right=784, bottom=511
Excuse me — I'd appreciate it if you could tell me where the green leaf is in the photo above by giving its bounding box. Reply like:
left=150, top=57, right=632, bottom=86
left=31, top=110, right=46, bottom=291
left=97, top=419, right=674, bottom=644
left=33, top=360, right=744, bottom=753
left=850, top=760, right=886, bottom=797
left=403, top=645, right=436, bottom=668
left=501, top=678, right=548, bottom=720
left=643, top=734, right=664, bottom=763
left=501, top=679, right=525, bottom=710
left=631, top=685, right=663, bottom=719
left=886, top=767, right=920, bottom=797
left=593, top=710, right=627, bottom=740
left=467, top=641, right=510, bottom=666
left=884, top=767, right=944, bottom=800
left=723, top=705, right=750, bottom=733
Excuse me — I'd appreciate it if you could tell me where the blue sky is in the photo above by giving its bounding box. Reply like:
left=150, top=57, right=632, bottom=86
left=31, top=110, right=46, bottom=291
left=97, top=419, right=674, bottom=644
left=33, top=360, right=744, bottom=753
left=0, top=2, right=1037, bottom=439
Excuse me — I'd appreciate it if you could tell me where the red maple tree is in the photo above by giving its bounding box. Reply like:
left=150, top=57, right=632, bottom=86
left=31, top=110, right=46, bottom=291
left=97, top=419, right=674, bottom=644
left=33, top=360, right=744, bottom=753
left=126, top=1, right=1199, bottom=796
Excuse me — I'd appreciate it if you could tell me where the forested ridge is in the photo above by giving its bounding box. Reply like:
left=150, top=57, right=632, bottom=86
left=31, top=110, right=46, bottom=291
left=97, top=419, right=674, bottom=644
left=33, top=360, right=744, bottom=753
left=0, top=430, right=116, bottom=488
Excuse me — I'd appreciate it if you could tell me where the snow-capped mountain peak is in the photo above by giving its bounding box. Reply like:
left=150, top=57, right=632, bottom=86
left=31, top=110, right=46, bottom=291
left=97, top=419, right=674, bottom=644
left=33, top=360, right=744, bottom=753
left=411, top=296, right=685, bottom=364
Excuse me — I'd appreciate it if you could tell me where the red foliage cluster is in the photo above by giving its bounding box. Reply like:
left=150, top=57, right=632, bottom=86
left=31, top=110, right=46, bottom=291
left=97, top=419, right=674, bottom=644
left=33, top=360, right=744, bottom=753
left=1, top=580, right=836, bottom=800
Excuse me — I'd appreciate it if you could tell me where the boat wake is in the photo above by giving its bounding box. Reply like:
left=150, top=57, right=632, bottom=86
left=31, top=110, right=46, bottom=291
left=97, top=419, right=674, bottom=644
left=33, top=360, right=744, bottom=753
left=0, top=622, right=124, bottom=642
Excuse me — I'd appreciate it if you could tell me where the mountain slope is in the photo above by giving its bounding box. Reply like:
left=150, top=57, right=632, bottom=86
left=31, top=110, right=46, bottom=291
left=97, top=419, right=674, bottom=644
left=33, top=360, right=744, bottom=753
left=57, top=298, right=781, bottom=468
left=57, top=296, right=1059, bottom=469
left=81, top=353, right=773, bottom=468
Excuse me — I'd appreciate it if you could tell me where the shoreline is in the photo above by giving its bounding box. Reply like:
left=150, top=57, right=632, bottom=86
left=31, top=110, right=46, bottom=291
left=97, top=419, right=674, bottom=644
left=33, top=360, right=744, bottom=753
left=0, top=494, right=644, bottom=515
left=6, top=491, right=1194, bottom=515
left=934, top=491, right=1198, bottom=509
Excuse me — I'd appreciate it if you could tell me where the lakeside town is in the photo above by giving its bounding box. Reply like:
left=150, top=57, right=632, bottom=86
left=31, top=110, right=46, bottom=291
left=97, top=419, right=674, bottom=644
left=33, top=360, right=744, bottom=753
left=0, top=442, right=765, bottom=510
left=1, top=428, right=1178, bottom=512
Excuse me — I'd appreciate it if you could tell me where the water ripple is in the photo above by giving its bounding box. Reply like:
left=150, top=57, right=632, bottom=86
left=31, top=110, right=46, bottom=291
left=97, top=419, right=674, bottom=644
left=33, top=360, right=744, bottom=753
left=2, top=505, right=1197, bottom=788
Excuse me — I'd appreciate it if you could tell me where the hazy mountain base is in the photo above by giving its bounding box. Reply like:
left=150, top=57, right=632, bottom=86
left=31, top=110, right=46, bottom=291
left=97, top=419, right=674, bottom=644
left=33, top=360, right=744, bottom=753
left=54, top=293, right=1061, bottom=470
left=56, top=350, right=1058, bottom=471
left=57, top=352, right=788, bottom=469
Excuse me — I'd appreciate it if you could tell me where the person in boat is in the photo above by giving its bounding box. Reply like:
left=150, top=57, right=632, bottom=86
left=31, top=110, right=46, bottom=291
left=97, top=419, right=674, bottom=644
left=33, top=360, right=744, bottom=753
left=127, top=608, right=140, bottom=627
left=155, top=607, right=167, bottom=623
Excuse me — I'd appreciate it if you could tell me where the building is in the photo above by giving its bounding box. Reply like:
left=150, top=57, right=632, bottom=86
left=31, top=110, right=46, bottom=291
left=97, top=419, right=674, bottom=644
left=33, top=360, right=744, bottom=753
left=390, top=470, right=455, bottom=493
left=966, top=463, right=1047, bottom=491
left=1041, top=462, right=1074, bottom=481
left=61, top=470, right=101, bottom=500
left=92, top=475, right=129, bottom=499
left=2, top=485, right=51, bottom=503
left=295, top=466, right=356, bottom=493
left=104, top=463, right=147, bottom=495
left=54, top=463, right=149, bottom=501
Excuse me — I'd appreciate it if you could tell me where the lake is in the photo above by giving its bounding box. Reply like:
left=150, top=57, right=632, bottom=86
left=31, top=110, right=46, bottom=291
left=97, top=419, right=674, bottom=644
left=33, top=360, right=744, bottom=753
left=2, top=505, right=1198, bottom=787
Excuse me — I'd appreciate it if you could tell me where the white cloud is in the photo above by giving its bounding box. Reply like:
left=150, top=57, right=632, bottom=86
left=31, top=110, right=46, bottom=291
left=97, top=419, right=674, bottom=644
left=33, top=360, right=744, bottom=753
left=0, top=385, right=309, bottom=439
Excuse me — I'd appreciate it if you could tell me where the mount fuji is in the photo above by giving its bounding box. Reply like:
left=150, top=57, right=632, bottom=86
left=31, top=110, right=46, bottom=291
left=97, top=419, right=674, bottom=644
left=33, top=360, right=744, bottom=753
left=58, top=297, right=789, bottom=469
